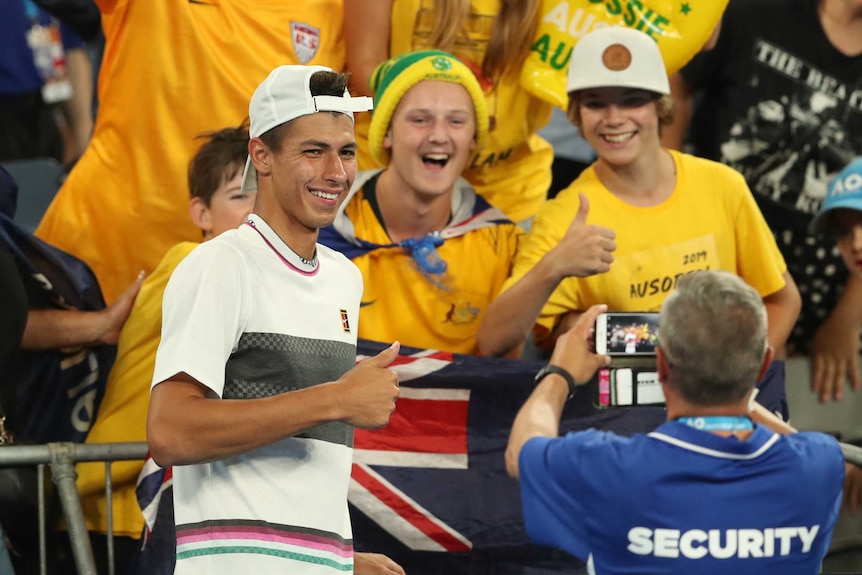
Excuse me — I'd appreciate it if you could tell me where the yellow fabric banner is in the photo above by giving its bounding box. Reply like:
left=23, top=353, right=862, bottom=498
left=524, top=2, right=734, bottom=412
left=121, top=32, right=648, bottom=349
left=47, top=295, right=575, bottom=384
left=522, top=0, right=728, bottom=107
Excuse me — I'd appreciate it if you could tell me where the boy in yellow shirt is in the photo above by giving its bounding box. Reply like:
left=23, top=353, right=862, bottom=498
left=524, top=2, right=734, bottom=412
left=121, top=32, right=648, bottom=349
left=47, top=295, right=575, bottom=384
left=478, top=27, right=800, bottom=359
left=319, top=50, right=522, bottom=355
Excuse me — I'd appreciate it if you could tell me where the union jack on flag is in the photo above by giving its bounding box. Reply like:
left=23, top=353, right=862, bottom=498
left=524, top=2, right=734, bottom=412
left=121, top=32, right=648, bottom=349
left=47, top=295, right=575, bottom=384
left=350, top=348, right=473, bottom=553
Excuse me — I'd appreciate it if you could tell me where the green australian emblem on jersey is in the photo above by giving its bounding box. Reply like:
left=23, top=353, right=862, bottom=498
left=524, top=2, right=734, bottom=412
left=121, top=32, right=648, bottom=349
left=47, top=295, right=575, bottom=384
left=431, top=57, right=453, bottom=72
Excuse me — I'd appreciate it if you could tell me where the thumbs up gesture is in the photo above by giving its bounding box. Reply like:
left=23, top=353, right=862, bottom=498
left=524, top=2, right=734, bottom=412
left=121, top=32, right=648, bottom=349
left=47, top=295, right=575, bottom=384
left=547, top=193, right=617, bottom=278
left=336, top=342, right=401, bottom=429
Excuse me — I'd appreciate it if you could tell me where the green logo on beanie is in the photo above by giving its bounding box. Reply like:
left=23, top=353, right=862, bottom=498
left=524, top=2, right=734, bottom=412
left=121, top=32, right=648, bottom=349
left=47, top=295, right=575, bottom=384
left=431, top=57, right=453, bottom=72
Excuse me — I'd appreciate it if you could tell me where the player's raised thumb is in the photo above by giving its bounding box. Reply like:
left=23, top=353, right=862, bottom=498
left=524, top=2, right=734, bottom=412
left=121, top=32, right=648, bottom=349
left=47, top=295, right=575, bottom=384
left=360, top=341, right=401, bottom=368
left=574, top=193, right=590, bottom=225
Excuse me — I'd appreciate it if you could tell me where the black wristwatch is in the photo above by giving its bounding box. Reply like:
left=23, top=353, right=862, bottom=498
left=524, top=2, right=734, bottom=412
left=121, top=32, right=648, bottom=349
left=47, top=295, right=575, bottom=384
left=534, top=364, right=578, bottom=399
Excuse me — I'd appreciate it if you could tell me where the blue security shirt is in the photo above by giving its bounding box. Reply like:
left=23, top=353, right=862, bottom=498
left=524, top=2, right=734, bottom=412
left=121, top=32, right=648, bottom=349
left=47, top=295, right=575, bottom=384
left=519, top=421, right=844, bottom=575
left=0, top=1, right=85, bottom=95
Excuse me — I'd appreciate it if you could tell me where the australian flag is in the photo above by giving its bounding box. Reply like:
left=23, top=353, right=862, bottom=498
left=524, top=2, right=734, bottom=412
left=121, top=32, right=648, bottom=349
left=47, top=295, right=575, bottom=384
left=132, top=340, right=788, bottom=575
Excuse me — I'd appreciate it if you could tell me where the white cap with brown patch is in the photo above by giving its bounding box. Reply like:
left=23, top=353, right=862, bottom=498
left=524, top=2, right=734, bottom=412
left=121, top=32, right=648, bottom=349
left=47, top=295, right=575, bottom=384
left=566, top=26, right=670, bottom=95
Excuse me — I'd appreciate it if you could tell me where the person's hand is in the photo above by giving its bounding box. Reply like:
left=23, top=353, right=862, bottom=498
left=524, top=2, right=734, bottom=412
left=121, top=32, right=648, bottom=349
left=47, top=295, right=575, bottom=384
left=546, top=194, right=616, bottom=279
left=810, top=310, right=861, bottom=402
left=549, top=304, right=611, bottom=385
left=844, top=463, right=862, bottom=516
left=336, top=342, right=401, bottom=428
left=354, top=552, right=406, bottom=575
left=99, top=270, right=145, bottom=345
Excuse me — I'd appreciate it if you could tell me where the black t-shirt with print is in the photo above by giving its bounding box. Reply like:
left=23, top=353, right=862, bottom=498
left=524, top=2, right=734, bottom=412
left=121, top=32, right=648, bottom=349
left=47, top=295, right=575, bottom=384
left=0, top=245, right=27, bottom=389
left=681, top=0, right=862, bottom=353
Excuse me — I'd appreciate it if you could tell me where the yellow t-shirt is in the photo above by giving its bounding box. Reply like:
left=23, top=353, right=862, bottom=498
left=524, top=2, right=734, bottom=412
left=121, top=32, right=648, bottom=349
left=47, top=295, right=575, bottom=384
left=339, top=177, right=522, bottom=354
left=354, top=0, right=553, bottom=223
left=36, top=0, right=345, bottom=303
left=502, top=151, right=788, bottom=342
left=76, top=242, right=197, bottom=537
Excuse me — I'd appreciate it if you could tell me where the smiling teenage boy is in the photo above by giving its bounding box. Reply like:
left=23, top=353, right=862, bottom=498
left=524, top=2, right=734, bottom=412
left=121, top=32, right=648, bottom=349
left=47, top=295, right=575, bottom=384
left=477, top=26, right=800, bottom=364
left=147, top=65, right=405, bottom=575
left=319, top=50, right=523, bottom=355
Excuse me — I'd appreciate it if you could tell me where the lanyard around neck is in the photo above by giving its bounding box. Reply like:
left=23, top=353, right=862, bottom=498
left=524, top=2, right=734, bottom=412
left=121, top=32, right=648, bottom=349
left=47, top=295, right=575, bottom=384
left=677, top=416, right=754, bottom=432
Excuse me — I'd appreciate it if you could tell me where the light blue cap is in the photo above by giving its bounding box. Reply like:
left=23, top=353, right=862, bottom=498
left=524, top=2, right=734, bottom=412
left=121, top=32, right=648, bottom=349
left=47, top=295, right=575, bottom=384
left=810, top=158, right=862, bottom=235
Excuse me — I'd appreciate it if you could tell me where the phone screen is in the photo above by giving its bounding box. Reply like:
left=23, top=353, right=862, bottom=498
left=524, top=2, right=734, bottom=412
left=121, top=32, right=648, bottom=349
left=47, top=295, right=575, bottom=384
left=600, top=313, right=660, bottom=356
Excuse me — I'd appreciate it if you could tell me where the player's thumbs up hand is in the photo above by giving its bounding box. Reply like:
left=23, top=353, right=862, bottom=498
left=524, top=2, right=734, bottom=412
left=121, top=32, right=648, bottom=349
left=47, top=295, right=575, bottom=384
left=358, top=341, right=401, bottom=368
left=337, top=342, right=401, bottom=429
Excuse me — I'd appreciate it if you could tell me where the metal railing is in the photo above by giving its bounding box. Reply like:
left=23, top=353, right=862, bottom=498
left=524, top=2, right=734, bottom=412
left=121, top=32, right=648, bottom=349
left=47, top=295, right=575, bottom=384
left=840, top=442, right=862, bottom=468
left=0, top=442, right=148, bottom=575
left=1, top=440, right=861, bottom=574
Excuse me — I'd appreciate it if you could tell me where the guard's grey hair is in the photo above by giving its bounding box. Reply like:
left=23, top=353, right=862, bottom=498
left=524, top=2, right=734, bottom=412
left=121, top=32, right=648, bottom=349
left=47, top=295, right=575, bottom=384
left=658, top=270, right=767, bottom=406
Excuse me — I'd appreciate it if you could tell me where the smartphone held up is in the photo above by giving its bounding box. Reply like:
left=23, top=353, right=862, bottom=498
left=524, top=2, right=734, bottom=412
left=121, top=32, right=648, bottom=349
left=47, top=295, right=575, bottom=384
left=593, top=312, right=664, bottom=408
left=594, top=312, right=660, bottom=356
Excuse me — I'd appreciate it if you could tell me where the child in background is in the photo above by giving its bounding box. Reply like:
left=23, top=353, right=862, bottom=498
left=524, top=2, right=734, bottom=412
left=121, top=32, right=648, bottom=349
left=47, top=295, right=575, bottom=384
left=809, top=158, right=862, bottom=403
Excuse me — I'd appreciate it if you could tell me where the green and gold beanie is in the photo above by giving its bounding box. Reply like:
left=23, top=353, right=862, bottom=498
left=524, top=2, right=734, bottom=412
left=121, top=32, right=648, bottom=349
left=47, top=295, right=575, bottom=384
left=368, top=49, right=489, bottom=166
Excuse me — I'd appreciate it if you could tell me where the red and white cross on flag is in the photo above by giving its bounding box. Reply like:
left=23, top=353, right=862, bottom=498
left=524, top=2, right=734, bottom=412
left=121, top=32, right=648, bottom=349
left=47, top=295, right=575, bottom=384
left=349, top=348, right=473, bottom=552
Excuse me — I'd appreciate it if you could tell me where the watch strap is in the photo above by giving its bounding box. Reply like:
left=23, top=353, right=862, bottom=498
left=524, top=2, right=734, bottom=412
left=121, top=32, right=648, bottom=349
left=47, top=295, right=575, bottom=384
left=535, top=364, right=578, bottom=399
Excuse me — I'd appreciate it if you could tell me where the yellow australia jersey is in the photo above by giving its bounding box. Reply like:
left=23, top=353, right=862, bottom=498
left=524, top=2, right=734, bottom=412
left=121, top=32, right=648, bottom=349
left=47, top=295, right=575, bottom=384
left=354, top=0, right=553, bottom=223
left=502, top=151, right=788, bottom=343
left=76, top=242, right=197, bottom=537
left=36, top=0, right=345, bottom=303
left=338, top=179, right=522, bottom=354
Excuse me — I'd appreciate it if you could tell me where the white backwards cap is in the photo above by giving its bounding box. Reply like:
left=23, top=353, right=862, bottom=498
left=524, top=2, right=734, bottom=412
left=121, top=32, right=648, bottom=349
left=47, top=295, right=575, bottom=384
left=241, top=65, right=374, bottom=192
